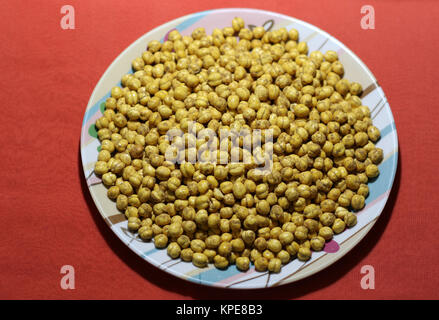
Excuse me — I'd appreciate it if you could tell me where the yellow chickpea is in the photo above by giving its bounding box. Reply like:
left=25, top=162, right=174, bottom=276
left=154, top=234, right=168, bottom=249
left=254, top=257, right=269, bottom=272
left=297, top=247, right=311, bottom=261
left=310, top=236, right=326, bottom=251
left=167, top=242, right=181, bottom=259
left=218, top=242, right=232, bottom=257
left=268, top=258, right=282, bottom=273
left=351, top=194, right=366, bottom=211
left=214, top=255, right=229, bottom=269
left=278, top=231, right=294, bottom=246
left=267, top=239, right=282, bottom=253
left=236, top=256, right=250, bottom=271
left=192, top=253, right=208, bottom=268
left=344, top=212, right=357, bottom=227
left=181, top=248, right=194, bottom=262
left=365, top=164, right=380, bottom=178
left=332, top=218, right=346, bottom=234
left=319, top=226, right=334, bottom=241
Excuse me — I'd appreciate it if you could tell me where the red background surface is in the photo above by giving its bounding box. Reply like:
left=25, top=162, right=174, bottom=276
left=1, top=0, right=438, bottom=300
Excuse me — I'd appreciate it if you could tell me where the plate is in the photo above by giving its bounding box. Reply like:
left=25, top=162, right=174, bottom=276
left=80, top=8, right=398, bottom=289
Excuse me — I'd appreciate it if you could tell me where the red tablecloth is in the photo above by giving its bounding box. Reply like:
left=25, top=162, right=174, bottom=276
left=1, top=0, right=438, bottom=299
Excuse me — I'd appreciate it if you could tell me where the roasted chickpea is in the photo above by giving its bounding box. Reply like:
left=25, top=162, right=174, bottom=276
left=319, top=226, right=334, bottom=241
left=192, top=252, right=208, bottom=268
left=214, top=255, right=229, bottom=269
left=167, top=242, right=181, bottom=259
left=154, top=234, right=168, bottom=249
left=268, top=258, right=282, bottom=273
left=97, top=17, right=383, bottom=273
left=236, top=256, right=250, bottom=271
left=365, top=164, right=379, bottom=178
left=310, top=236, right=326, bottom=251
left=254, top=257, right=269, bottom=272
left=297, top=247, right=311, bottom=261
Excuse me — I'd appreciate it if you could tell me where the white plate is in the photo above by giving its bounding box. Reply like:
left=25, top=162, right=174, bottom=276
left=80, top=8, right=398, bottom=289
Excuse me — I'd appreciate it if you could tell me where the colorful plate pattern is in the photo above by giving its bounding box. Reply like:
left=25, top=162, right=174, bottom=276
left=80, top=8, right=398, bottom=289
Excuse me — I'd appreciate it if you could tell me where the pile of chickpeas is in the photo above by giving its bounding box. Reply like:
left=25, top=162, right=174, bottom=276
left=94, top=17, right=383, bottom=273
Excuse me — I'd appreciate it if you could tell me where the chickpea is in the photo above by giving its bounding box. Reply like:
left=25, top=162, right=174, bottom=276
left=175, top=185, right=190, bottom=199
left=107, top=186, right=120, bottom=200
left=196, top=195, right=210, bottom=210
left=233, top=181, right=246, bottom=199
left=116, top=194, right=128, bottom=211
left=254, top=257, right=269, bottom=272
left=203, top=249, right=217, bottom=263
left=155, top=213, right=171, bottom=226
left=167, top=242, right=181, bottom=259
left=276, top=250, right=289, bottom=264
left=232, top=17, right=245, bottom=32
left=181, top=248, right=194, bottom=262
left=285, top=187, right=299, bottom=202
left=344, top=212, right=357, bottom=227
left=297, top=247, right=311, bottom=261
left=369, top=148, right=384, bottom=164
left=357, top=183, right=369, bottom=197
left=351, top=194, right=365, bottom=211
left=236, top=256, right=250, bottom=271
left=332, top=218, right=346, bottom=234
left=346, top=174, right=361, bottom=191
left=205, top=234, right=221, bottom=249
left=231, top=238, right=245, bottom=252
left=168, top=222, right=183, bottom=239
left=242, top=230, right=255, bottom=245
left=127, top=217, right=141, bottom=231
left=191, top=239, right=206, bottom=253
left=268, top=258, right=282, bottom=273
left=167, top=176, right=181, bottom=192
left=285, top=241, right=299, bottom=257
left=154, top=234, right=168, bottom=249
left=294, top=225, right=308, bottom=241
left=319, top=226, right=334, bottom=241
left=350, top=82, right=363, bottom=96
left=321, top=199, right=337, bottom=213
left=221, top=232, right=233, bottom=243
left=249, top=249, right=261, bottom=262
left=256, top=200, right=270, bottom=215
left=156, top=166, right=171, bottom=180
left=192, top=253, right=208, bottom=268
left=180, top=162, right=195, bottom=178
left=320, top=212, right=336, bottom=226
left=214, top=255, right=229, bottom=269
left=302, top=204, right=319, bottom=219
left=355, top=132, right=369, bottom=147
left=324, top=50, right=338, bottom=62
left=139, top=226, right=154, bottom=241
left=267, top=239, right=282, bottom=253
left=94, top=161, right=109, bottom=175
left=310, top=236, right=326, bottom=251
left=278, top=231, right=294, bottom=246
left=253, top=237, right=266, bottom=251
left=125, top=206, right=139, bottom=219
left=365, top=164, right=379, bottom=178
left=252, top=26, right=265, bottom=39
left=218, top=241, right=232, bottom=257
